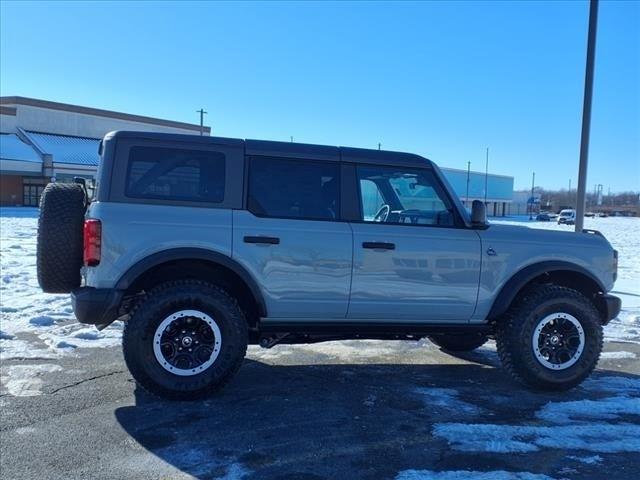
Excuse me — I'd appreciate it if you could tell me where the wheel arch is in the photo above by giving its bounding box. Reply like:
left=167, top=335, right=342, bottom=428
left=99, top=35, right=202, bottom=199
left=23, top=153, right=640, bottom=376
left=487, top=261, right=606, bottom=321
left=116, top=248, right=267, bottom=324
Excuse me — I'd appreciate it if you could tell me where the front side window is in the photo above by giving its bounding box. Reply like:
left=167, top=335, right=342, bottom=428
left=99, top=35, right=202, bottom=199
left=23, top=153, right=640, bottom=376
left=126, top=146, right=225, bottom=202
left=357, top=165, right=455, bottom=226
left=248, top=156, right=339, bottom=221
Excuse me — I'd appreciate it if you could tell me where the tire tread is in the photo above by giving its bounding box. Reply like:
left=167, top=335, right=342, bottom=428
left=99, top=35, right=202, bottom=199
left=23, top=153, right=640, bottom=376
left=496, top=284, right=602, bottom=391
left=122, top=279, right=247, bottom=400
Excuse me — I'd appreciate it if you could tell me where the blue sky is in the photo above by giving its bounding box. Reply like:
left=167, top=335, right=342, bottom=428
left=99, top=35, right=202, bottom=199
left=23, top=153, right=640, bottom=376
left=1, top=1, right=638, bottom=192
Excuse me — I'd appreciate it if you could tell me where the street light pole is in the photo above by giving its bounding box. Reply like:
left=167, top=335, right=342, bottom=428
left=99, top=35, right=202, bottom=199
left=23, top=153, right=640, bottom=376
left=575, top=0, right=599, bottom=232
left=529, top=171, right=536, bottom=220
left=466, top=161, right=471, bottom=205
left=484, top=147, right=489, bottom=204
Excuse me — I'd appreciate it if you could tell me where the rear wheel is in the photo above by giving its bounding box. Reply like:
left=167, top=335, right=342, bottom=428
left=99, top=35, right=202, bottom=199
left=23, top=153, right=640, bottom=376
left=496, top=284, right=602, bottom=391
left=123, top=280, right=247, bottom=400
left=429, top=333, right=488, bottom=352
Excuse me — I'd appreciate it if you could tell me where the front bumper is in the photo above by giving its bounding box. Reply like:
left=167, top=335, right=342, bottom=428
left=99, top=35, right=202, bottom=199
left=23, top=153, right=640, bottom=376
left=596, top=293, right=622, bottom=325
left=71, top=287, right=123, bottom=329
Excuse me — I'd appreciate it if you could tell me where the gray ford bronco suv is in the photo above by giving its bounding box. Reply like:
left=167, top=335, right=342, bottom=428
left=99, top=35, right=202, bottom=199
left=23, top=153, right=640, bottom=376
left=36, top=131, right=621, bottom=400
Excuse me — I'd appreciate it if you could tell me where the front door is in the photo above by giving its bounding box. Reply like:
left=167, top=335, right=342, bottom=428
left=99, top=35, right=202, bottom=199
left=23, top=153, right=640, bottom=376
left=233, top=155, right=352, bottom=319
left=348, top=164, right=481, bottom=322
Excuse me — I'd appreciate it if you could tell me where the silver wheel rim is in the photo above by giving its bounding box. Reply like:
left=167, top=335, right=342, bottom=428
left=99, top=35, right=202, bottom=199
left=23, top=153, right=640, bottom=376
left=532, top=312, right=585, bottom=370
left=153, top=309, right=222, bottom=376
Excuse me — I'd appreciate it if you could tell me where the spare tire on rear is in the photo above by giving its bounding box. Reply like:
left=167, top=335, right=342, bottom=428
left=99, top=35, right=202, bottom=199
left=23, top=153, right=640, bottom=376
left=37, top=183, right=86, bottom=293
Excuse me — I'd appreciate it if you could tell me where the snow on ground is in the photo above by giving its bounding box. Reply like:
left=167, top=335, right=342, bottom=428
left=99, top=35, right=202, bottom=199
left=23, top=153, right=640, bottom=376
left=414, top=387, right=482, bottom=416
left=430, top=376, right=640, bottom=454
left=0, top=363, right=62, bottom=396
left=433, top=421, right=640, bottom=454
left=0, top=208, right=123, bottom=364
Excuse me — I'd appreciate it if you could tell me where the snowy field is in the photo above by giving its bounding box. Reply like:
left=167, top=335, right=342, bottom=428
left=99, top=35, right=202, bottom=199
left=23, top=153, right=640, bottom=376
left=0, top=208, right=122, bottom=361
left=1, top=208, right=639, bottom=480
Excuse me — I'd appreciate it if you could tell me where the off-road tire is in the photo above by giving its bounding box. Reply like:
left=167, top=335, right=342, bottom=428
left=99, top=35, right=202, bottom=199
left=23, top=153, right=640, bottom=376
left=496, top=284, right=602, bottom=391
left=122, top=280, right=248, bottom=400
left=429, top=333, right=488, bottom=351
left=37, top=183, right=86, bottom=293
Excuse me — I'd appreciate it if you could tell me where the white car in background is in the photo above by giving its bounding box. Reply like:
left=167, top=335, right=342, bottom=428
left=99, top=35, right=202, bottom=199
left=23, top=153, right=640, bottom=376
left=557, top=209, right=576, bottom=225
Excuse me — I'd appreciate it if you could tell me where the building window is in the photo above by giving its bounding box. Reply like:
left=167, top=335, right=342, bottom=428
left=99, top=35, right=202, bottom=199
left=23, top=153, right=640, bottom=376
left=248, top=156, right=339, bottom=221
left=126, top=146, right=225, bottom=203
left=23, top=178, right=47, bottom=207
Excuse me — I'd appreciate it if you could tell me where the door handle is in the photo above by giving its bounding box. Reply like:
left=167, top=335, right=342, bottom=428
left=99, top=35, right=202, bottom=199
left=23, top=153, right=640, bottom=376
left=244, top=236, right=280, bottom=245
left=362, top=241, right=395, bottom=250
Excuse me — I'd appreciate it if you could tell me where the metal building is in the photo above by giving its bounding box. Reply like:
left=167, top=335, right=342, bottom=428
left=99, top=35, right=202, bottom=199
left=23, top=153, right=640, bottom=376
left=0, top=97, right=210, bottom=206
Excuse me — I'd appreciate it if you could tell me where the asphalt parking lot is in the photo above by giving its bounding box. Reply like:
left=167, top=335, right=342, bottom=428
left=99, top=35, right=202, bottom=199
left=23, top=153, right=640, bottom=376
left=1, top=337, right=639, bottom=480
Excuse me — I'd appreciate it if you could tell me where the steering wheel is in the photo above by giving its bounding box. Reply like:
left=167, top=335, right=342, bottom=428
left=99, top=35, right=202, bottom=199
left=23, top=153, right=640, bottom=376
left=373, top=204, right=390, bottom=223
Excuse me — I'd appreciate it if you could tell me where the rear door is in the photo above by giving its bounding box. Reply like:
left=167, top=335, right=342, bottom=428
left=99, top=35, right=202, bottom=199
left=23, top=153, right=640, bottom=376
left=347, top=163, right=481, bottom=322
left=233, top=154, right=353, bottom=319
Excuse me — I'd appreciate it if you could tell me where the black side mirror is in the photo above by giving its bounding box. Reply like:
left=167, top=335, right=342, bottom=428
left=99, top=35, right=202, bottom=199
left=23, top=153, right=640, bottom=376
left=471, top=200, right=488, bottom=228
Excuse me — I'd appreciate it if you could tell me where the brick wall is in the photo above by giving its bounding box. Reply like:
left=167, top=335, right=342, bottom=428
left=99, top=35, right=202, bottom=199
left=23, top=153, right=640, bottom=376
left=0, top=175, right=23, bottom=206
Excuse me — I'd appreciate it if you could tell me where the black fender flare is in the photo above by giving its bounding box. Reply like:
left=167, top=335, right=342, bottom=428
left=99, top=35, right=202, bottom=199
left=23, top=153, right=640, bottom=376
left=487, top=261, right=605, bottom=320
left=115, top=247, right=267, bottom=317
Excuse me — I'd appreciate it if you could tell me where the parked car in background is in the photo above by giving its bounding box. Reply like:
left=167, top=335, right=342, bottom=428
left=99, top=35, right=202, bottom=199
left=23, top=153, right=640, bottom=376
left=536, top=212, right=551, bottom=221
left=557, top=209, right=576, bottom=225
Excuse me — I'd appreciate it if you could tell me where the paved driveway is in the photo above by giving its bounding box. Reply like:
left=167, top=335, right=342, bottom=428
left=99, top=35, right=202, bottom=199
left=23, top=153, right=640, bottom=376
left=1, top=338, right=639, bottom=480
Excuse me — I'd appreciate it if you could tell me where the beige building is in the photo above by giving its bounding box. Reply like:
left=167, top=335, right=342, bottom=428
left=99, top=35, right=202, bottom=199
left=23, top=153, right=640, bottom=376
left=0, top=97, right=210, bottom=206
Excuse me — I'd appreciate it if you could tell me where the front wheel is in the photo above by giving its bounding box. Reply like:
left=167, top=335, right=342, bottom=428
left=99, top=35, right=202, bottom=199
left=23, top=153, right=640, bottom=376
left=123, top=280, right=248, bottom=400
left=496, top=284, right=602, bottom=391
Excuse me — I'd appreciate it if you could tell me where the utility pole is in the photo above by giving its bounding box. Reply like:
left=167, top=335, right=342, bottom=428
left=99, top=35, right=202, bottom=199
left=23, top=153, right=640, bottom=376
left=575, top=0, right=599, bottom=232
left=466, top=161, right=471, bottom=205
left=529, top=172, right=536, bottom=220
left=378, top=143, right=382, bottom=150
left=484, top=147, right=489, bottom=204
left=290, top=136, right=294, bottom=143
left=596, top=184, right=603, bottom=206
left=196, top=109, right=208, bottom=136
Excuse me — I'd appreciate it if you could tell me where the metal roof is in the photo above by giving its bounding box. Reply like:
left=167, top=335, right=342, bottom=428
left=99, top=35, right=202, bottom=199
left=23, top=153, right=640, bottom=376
left=24, top=131, right=100, bottom=166
left=1, top=96, right=210, bottom=134
left=0, top=134, right=41, bottom=163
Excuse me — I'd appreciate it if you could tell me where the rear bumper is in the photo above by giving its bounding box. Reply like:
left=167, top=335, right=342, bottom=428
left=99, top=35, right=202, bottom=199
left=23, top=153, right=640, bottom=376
left=71, top=287, right=123, bottom=328
left=596, top=293, right=621, bottom=325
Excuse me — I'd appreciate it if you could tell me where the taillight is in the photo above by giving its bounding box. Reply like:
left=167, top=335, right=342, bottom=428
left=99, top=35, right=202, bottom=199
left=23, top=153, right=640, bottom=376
left=83, top=219, right=102, bottom=266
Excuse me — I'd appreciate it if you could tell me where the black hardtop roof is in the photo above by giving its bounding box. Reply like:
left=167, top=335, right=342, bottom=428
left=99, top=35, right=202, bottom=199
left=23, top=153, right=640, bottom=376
left=105, top=130, right=434, bottom=168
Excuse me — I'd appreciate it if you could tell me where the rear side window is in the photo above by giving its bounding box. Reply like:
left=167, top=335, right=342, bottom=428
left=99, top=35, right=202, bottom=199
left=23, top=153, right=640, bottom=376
left=126, top=146, right=225, bottom=202
left=248, top=156, right=339, bottom=221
